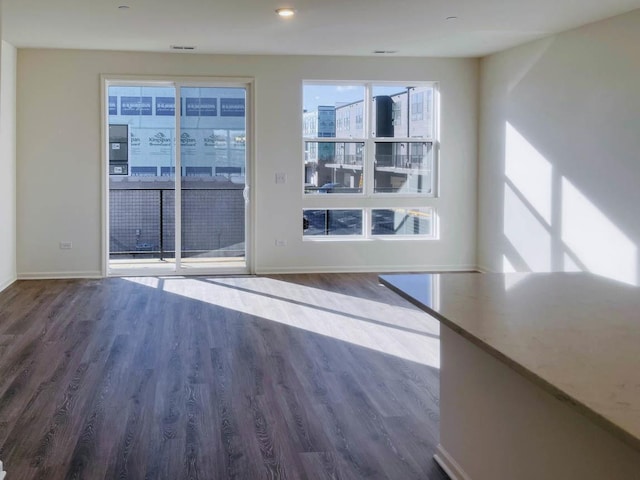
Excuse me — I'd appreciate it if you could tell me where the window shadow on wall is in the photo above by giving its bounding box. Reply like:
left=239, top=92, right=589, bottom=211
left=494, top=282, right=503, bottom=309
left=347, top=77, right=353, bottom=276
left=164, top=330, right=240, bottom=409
left=501, top=121, right=637, bottom=286
left=481, top=28, right=640, bottom=286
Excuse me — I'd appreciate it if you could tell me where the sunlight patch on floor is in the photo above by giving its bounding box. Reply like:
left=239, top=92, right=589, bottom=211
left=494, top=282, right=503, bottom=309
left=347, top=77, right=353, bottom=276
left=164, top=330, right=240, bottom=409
left=123, top=276, right=440, bottom=368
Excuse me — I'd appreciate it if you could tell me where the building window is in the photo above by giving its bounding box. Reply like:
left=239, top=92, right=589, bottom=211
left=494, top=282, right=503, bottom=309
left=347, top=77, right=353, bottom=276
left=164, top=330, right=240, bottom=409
left=302, top=82, right=438, bottom=238
left=411, top=91, right=424, bottom=121
left=131, top=166, right=158, bottom=176
left=392, top=101, right=402, bottom=126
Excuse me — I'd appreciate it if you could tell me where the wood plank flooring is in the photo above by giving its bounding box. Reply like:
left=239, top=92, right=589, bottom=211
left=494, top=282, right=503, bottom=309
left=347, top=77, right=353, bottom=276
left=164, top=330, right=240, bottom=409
left=0, top=273, right=448, bottom=479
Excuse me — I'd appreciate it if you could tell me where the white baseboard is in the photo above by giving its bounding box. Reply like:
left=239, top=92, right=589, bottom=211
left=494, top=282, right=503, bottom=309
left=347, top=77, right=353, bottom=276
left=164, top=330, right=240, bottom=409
left=17, top=271, right=103, bottom=280
left=475, top=264, right=495, bottom=273
left=0, top=275, right=17, bottom=293
left=256, top=264, right=479, bottom=275
left=434, top=444, right=472, bottom=480
left=16, top=266, right=483, bottom=278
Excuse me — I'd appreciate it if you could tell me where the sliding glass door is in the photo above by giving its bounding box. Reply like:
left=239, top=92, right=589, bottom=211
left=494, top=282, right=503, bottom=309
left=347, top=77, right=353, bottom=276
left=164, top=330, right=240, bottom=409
left=180, top=87, right=247, bottom=270
left=105, top=79, right=250, bottom=275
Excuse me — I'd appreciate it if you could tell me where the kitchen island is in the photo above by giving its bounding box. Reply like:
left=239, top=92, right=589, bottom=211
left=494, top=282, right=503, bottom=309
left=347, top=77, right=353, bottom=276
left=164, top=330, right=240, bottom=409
left=379, top=272, right=640, bottom=480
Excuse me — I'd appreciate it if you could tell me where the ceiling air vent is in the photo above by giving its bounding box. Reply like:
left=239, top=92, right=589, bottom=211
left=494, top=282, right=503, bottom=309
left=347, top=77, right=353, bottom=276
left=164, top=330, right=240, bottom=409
left=170, top=45, right=196, bottom=51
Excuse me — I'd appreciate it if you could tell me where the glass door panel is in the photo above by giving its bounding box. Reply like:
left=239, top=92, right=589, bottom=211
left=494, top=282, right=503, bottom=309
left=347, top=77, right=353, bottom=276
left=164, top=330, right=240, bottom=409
left=108, top=85, right=176, bottom=273
left=180, top=87, right=247, bottom=270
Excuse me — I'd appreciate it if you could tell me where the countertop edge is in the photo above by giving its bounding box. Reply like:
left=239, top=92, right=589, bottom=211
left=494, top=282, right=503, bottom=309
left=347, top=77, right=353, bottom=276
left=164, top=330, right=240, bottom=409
left=378, top=274, right=640, bottom=454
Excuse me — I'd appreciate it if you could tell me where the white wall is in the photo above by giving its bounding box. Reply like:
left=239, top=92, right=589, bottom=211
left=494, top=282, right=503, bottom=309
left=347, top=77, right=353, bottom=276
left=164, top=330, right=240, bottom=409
left=478, top=10, right=640, bottom=285
left=16, top=50, right=478, bottom=276
left=0, top=39, right=17, bottom=291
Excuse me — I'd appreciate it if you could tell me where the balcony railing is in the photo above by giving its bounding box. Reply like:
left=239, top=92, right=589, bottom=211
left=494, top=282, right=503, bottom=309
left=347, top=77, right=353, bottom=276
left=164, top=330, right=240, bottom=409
left=109, top=187, right=245, bottom=259
left=374, top=154, right=426, bottom=169
left=331, top=154, right=363, bottom=165
left=307, top=154, right=427, bottom=169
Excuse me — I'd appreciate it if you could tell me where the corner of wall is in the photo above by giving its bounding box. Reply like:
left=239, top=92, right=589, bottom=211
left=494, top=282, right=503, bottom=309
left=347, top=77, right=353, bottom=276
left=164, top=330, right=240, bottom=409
left=475, top=10, right=640, bottom=283
left=474, top=55, right=486, bottom=273
left=0, top=40, right=18, bottom=292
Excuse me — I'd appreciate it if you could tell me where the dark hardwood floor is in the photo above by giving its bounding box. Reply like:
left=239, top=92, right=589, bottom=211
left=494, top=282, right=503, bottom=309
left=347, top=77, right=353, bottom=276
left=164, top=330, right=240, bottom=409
left=0, top=273, right=448, bottom=479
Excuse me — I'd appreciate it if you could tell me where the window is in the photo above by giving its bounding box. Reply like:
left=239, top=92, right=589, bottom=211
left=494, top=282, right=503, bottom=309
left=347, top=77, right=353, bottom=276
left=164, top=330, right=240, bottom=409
left=371, top=208, right=434, bottom=236
left=303, top=141, right=364, bottom=193
left=303, top=209, right=363, bottom=236
left=411, top=91, right=424, bottom=121
left=355, top=104, right=363, bottom=131
left=392, top=101, right=402, bottom=126
left=131, top=166, right=157, bottom=176
left=302, top=82, right=437, bottom=239
left=185, top=166, right=212, bottom=176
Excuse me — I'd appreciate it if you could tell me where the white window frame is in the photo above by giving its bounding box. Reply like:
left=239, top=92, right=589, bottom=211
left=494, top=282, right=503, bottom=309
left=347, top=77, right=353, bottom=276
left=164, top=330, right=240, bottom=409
left=302, top=81, right=439, bottom=241
left=101, top=75, right=255, bottom=276
left=302, top=81, right=439, bottom=199
left=369, top=206, right=437, bottom=238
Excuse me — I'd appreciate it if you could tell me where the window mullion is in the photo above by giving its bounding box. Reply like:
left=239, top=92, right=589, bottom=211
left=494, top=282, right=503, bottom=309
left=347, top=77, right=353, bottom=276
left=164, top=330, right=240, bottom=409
left=365, top=83, right=374, bottom=198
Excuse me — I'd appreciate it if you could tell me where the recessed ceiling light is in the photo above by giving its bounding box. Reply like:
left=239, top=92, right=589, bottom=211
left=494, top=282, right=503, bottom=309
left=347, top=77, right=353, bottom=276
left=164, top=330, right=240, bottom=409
left=276, top=8, right=296, bottom=17
left=446, top=16, right=458, bottom=21
left=373, top=50, right=398, bottom=54
left=170, top=45, right=196, bottom=51
left=118, top=5, right=130, bottom=9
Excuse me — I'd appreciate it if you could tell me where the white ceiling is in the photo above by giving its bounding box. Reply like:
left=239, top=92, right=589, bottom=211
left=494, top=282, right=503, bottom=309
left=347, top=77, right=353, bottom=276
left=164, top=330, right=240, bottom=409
left=3, top=0, right=640, bottom=57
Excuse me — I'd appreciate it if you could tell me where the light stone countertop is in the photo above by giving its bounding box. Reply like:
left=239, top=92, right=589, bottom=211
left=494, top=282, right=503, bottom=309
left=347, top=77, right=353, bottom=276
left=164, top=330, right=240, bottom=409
left=379, top=272, right=640, bottom=452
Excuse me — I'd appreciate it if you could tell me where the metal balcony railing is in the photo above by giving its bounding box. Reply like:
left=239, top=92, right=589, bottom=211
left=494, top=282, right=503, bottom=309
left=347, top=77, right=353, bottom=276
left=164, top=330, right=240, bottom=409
left=109, top=187, right=245, bottom=259
left=332, top=154, right=363, bottom=165
left=374, top=154, right=426, bottom=169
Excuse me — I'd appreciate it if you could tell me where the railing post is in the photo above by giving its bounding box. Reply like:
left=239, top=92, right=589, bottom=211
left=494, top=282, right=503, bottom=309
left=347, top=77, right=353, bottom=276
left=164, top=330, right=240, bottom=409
left=325, top=209, right=330, bottom=235
left=159, top=189, right=164, bottom=260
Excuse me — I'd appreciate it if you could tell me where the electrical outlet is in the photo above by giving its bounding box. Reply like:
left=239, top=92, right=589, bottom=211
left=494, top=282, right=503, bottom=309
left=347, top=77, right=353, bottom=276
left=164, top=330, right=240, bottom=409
left=59, top=241, right=73, bottom=250
left=275, top=172, right=287, bottom=184
left=275, top=239, right=287, bottom=247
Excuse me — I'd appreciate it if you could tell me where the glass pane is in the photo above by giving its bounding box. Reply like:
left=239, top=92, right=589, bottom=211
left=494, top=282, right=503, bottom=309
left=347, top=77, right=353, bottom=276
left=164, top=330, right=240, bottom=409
left=302, top=84, right=365, bottom=196
left=181, top=87, right=246, bottom=267
left=374, top=142, right=433, bottom=194
left=108, top=85, right=176, bottom=265
left=303, top=209, right=363, bottom=236
left=372, top=208, right=434, bottom=236
left=372, top=85, right=434, bottom=139
left=303, top=84, right=365, bottom=139
left=304, top=141, right=364, bottom=194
